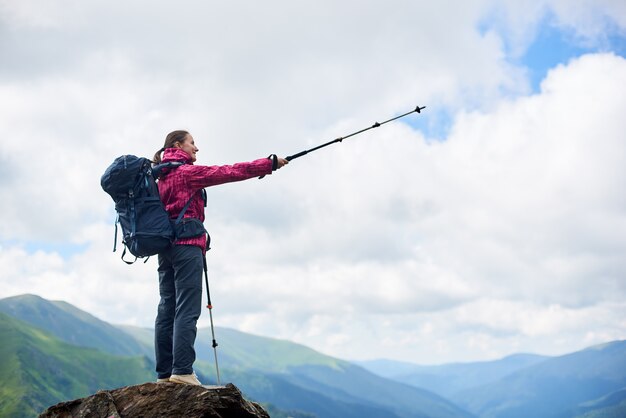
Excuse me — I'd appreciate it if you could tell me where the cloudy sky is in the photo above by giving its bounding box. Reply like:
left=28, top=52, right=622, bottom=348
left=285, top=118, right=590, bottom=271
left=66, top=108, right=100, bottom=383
left=1, top=0, right=625, bottom=365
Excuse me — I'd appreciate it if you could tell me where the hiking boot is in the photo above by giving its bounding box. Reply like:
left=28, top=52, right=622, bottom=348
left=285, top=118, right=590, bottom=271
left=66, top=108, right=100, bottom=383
left=156, top=378, right=170, bottom=383
left=169, top=372, right=202, bottom=386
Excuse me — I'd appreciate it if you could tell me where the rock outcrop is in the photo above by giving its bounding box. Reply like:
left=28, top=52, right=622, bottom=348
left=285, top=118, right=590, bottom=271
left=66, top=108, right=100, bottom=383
left=39, top=382, right=269, bottom=418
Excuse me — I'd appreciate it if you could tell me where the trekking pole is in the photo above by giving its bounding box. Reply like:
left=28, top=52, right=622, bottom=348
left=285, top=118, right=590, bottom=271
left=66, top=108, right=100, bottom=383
left=286, top=105, right=425, bottom=161
left=202, top=252, right=221, bottom=386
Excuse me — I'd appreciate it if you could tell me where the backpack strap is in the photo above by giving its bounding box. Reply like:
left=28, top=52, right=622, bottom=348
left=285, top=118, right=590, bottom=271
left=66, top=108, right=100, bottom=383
left=121, top=192, right=141, bottom=265
left=113, top=213, right=119, bottom=252
left=174, top=190, right=201, bottom=225
left=154, top=160, right=202, bottom=226
left=152, top=161, right=184, bottom=179
left=120, top=246, right=138, bottom=265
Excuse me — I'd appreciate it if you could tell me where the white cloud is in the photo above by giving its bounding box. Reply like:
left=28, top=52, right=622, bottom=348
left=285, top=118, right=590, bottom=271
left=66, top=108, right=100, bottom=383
left=549, top=0, right=626, bottom=43
left=210, top=52, right=626, bottom=361
left=1, top=1, right=625, bottom=364
left=477, top=0, right=626, bottom=57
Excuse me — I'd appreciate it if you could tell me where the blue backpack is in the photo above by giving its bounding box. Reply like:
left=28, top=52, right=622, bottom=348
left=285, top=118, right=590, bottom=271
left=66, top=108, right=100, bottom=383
left=101, top=155, right=202, bottom=264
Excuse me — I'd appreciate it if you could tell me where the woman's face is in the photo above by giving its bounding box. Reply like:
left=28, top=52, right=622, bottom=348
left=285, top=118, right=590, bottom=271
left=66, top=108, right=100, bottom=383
left=176, top=134, right=199, bottom=162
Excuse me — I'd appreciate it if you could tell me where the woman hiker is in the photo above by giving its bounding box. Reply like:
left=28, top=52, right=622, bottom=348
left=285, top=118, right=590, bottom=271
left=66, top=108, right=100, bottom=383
left=152, top=130, right=288, bottom=385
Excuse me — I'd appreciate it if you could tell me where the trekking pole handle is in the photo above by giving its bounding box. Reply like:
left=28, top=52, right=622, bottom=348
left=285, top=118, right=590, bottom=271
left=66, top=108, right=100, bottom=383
left=286, top=150, right=308, bottom=161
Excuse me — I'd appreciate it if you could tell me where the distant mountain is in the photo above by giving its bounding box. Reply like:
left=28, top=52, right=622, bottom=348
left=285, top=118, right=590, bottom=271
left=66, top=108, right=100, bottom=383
left=453, top=340, right=626, bottom=418
left=0, top=312, right=153, bottom=418
left=0, top=294, right=151, bottom=357
left=4, top=294, right=625, bottom=418
left=1, top=295, right=473, bottom=418
left=356, top=358, right=425, bottom=378
left=221, top=368, right=402, bottom=418
left=572, top=387, right=626, bottom=418
left=357, top=353, right=549, bottom=398
left=193, top=326, right=344, bottom=373
left=193, top=328, right=473, bottom=418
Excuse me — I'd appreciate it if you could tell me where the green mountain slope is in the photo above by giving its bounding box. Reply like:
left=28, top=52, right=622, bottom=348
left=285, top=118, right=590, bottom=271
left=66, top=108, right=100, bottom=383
left=1, top=295, right=473, bottom=418
left=5, top=294, right=625, bottom=418
left=0, top=312, right=153, bottom=418
left=0, top=312, right=309, bottom=418
left=357, top=353, right=549, bottom=398
left=0, top=294, right=151, bottom=357
left=205, top=326, right=344, bottom=372
left=453, top=340, right=626, bottom=418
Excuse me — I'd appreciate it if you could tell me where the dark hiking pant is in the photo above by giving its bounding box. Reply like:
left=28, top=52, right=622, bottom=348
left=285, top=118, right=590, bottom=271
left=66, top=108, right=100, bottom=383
left=155, top=245, right=203, bottom=379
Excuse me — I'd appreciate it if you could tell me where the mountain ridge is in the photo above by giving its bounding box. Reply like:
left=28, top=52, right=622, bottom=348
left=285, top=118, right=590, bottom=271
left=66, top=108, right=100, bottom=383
left=356, top=352, right=550, bottom=398
left=452, top=339, right=626, bottom=418
left=0, top=293, right=151, bottom=357
left=3, top=293, right=624, bottom=418
left=0, top=294, right=473, bottom=418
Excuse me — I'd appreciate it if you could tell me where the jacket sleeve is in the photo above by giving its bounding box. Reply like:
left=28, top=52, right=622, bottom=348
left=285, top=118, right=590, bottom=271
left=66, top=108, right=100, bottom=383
left=185, top=158, right=273, bottom=189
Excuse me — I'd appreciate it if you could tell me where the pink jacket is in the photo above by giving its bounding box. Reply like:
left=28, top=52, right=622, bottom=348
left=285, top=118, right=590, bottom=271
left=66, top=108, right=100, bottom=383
left=158, top=148, right=273, bottom=250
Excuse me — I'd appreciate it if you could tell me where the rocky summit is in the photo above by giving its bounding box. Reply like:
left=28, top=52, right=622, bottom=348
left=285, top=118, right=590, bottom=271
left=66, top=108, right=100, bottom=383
left=39, top=382, right=269, bottom=418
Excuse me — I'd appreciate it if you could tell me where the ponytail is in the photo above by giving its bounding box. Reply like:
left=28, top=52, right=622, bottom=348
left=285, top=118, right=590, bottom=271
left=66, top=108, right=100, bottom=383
left=152, top=147, right=166, bottom=164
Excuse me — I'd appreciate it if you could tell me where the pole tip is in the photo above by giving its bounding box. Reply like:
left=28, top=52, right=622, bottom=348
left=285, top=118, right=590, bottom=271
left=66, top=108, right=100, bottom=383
left=415, top=106, right=426, bottom=113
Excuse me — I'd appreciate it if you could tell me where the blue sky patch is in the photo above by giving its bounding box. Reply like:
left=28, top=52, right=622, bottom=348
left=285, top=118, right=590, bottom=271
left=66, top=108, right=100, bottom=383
left=520, top=15, right=626, bottom=92
left=479, top=10, right=626, bottom=93
left=405, top=106, right=453, bottom=141
left=3, top=239, right=89, bottom=260
left=521, top=23, right=595, bottom=92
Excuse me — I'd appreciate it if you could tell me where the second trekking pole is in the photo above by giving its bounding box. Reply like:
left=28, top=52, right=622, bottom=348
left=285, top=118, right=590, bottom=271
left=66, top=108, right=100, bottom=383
left=202, top=251, right=221, bottom=386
